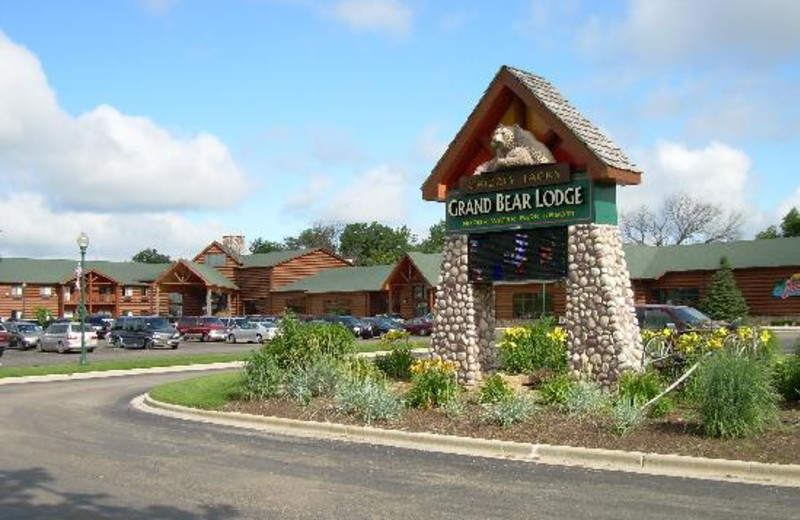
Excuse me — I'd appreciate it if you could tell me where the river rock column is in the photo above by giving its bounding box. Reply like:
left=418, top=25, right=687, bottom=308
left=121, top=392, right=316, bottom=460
left=431, top=235, right=496, bottom=384
left=564, top=224, right=643, bottom=386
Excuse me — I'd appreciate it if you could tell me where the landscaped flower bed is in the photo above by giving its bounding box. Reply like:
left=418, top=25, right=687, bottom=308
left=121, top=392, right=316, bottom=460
left=225, top=313, right=800, bottom=465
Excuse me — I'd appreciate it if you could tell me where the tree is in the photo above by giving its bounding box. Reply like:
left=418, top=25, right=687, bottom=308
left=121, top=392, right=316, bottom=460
left=621, top=192, right=744, bottom=246
left=700, top=257, right=748, bottom=322
left=339, top=222, right=415, bottom=266
left=417, top=220, right=446, bottom=253
left=756, top=207, right=800, bottom=239
left=283, top=222, right=343, bottom=252
left=131, top=248, right=171, bottom=264
left=249, top=238, right=284, bottom=254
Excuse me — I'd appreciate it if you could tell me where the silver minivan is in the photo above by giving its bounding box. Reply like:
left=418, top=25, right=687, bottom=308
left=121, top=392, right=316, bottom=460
left=39, top=322, right=98, bottom=353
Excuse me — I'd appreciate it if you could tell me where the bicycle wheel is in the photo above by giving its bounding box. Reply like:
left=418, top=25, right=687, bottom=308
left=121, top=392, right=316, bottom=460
left=642, top=336, right=671, bottom=368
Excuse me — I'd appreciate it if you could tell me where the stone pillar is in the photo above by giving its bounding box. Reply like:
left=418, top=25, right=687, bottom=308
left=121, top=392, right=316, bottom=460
left=564, top=224, right=643, bottom=386
left=431, top=235, right=496, bottom=384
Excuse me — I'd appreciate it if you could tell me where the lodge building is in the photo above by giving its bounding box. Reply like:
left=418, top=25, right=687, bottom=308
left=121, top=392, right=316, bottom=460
left=0, top=235, right=799, bottom=323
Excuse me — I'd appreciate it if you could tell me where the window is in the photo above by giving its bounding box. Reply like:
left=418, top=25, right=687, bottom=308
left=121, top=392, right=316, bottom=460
left=10, top=286, right=23, bottom=297
left=651, top=288, right=701, bottom=307
left=141, top=287, right=149, bottom=297
left=123, top=287, right=135, bottom=299
left=323, top=299, right=351, bottom=316
left=205, top=253, right=226, bottom=267
left=40, top=286, right=53, bottom=297
left=63, top=287, right=72, bottom=302
left=512, top=292, right=553, bottom=319
left=643, top=309, right=673, bottom=330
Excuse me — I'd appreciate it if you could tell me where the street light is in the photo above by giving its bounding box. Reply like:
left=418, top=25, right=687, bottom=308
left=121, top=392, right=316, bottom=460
left=77, top=232, right=90, bottom=366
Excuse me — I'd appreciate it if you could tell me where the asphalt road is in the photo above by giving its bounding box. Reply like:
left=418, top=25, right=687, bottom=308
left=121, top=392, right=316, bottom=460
left=1, top=373, right=799, bottom=519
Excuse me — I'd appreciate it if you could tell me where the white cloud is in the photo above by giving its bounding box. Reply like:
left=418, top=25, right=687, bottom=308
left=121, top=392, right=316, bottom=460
left=281, top=175, right=333, bottom=215
left=321, top=165, right=409, bottom=223
left=0, top=193, right=223, bottom=260
left=588, top=0, right=800, bottom=65
left=0, top=31, right=248, bottom=212
left=414, top=125, right=447, bottom=164
left=328, top=0, right=412, bottom=37
left=777, top=186, right=800, bottom=217
left=619, top=141, right=762, bottom=231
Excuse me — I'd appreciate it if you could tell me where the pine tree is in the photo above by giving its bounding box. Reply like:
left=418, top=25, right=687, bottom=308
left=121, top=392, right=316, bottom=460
left=700, top=257, right=748, bottom=322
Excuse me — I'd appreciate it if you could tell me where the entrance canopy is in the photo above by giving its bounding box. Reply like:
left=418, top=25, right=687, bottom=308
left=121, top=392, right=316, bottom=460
left=421, top=65, right=642, bottom=202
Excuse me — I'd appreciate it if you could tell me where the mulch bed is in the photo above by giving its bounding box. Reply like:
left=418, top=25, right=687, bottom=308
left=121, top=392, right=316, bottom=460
left=226, top=395, right=800, bottom=466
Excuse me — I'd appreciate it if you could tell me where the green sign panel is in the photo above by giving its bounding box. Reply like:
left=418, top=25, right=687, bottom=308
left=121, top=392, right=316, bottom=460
left=446, top=178, right=592, bottom=233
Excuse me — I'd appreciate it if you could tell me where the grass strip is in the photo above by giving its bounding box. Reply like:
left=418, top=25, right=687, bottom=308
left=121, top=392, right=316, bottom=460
left=149, top=371, right=243, bottom=410
left=0, top=352, right=250, bottom=379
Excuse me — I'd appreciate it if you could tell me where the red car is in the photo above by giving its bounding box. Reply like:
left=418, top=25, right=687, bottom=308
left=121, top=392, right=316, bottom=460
left=404, top=317, right=433, bottom=336
left=0, top=322, right=9, bottom=359
left=176, top=316, right=227, bottom=342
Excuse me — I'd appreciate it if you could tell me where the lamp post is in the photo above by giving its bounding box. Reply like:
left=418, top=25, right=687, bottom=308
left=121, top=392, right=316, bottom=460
left=77, top=232, right=90, bottom=366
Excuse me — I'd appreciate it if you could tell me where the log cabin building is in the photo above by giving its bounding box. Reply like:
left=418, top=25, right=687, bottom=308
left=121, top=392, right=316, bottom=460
left=1, top=236, right=798, bottom=323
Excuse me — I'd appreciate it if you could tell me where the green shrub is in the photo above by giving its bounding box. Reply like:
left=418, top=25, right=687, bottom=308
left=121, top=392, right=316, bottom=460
left=564, top=381, right=610, bottom=417
left=481, top=394, right=535, bottom=427
left=284, top=356, right=343, bottom=405
left=241, top=348, right=284, bottom=400
left=610, top=400, right=644, bottom=436
left=479, top=373, right=514, bottom=404
left=497, top=318, right=567, bottom=374
left=335, top=378, right=403, bottom=425
left=267, top=312, right=355, bottom=369
left=375, top=344, right=415, bottom=381
left=440, top=396, right=467, bottom=418
left=693, top=350, right=778, bottom=438
left=537, top=373, right=574, bottom=406
left=405, top=359, right=460, bottom=409
left=773, top=355, right=800, bottom=403
left=345, top=357, right=384, bottom=384
left=617, top=370, right=674, bottom=418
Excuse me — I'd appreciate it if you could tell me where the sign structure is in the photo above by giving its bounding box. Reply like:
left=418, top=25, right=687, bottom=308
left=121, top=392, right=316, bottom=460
left=458, top=163, right=570, bottom=194
left=773, top=274, right=800, bottom=299
left=446, top=176, right=592, bottom=234
left=468, top=227, right=568, bottom=283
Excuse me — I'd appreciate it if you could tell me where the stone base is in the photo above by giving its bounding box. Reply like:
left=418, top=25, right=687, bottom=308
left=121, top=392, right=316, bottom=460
left=431, top=235, right=496, bottom=384
left=564, top=224, right=643, bottom=386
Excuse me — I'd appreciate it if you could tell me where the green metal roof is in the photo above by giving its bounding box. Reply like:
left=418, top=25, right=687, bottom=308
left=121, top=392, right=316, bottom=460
left=240, top=249, right=317, bottom=268
left=622, top=237, right=800, bottom=280
left=0, top=258, right=170, bottom=285
left=184, top=261, right=238, bottom=289
left=276, top=265, right=392, bottom=294
left=405, top=252, right=443, bottom=286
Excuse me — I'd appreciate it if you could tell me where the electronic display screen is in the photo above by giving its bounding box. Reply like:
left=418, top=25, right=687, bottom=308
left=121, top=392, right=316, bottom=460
left=468, top=227, right=568, bottom=283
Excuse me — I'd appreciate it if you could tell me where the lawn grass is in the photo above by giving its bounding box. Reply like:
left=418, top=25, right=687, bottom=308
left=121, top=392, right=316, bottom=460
left=0, top=352, right=250, bottom=379
left=149, top=371, right=243, bottom=410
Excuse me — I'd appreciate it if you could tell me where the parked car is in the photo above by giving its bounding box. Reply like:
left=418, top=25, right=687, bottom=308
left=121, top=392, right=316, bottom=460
left=404, top=316, right=433, bottom=336
left=355, top=318, right=376, bottom=339
left=324, top=315, right=370, bottom=338
left=364, top=316, right=405, bottom=337
left=225, top=319, right=265, bottom=344
left=176, top=316, right=227, bottom=342
left=87, top=315, right=114, bottom=339
left=6, top=321, right=43, bottom=350
left=249, top=317, right=279, bottom=341
left=38, top=322, right=97, bottom=353
left=634, top=305, right=717, bottom=333
left=108, top=316, right=180, bottom=349
left=0, top=322, right=9, bottom=359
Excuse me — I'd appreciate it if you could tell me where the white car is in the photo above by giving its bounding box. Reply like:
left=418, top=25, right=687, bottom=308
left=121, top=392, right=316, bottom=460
left=225, top=319, right=264, bottom=344
left=251, top=319, right=279, bottom=341
left=39, top=322, right=98, bottom=353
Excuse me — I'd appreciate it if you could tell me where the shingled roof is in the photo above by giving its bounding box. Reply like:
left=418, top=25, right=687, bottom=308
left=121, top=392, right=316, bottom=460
left=241, top=248, right=338, bottom=268
left=275, top=265, right=393, bottom=294
left=0, top=258, right=170, bottom=285
left=505, top=66, right=640, bottom=173
left=422, top=65, right=641, bottom=201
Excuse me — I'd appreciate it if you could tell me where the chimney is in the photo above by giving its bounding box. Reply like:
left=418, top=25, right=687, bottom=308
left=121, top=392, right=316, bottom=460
left=222, top=234, right=245, bottom=256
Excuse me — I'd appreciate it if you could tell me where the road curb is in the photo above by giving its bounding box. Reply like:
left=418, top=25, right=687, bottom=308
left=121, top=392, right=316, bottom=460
left=135, top=393, right=800, bottom=488
left=0, top=361, right=244, bottom=386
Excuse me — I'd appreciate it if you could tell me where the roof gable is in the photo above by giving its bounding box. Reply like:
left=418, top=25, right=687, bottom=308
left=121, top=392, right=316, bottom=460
left=192, top=241, right=243, bottom=266
left=154, top=260, right=237, bottom=290
left=385, top=252, right=442, bottom=288
left=422, top=65, right=642, bottom=201
left=241, top=248, right=348, bottom=269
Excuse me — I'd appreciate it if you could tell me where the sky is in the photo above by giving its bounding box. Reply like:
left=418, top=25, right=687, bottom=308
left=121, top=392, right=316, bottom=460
left=0, top=0, right=798, bottom=261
